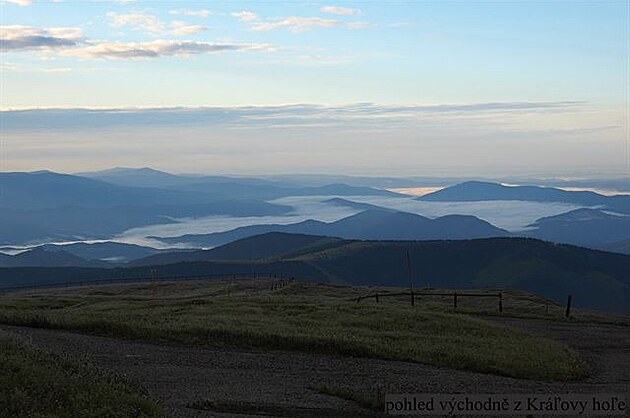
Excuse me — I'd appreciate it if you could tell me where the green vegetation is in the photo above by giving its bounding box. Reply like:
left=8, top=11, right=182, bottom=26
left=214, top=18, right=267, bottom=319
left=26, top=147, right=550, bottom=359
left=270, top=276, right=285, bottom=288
left=0, top=332, right=163, bottom=417
left=313, top=384, right=386, bottom=411
left=0, top=280, right=591, bottom=381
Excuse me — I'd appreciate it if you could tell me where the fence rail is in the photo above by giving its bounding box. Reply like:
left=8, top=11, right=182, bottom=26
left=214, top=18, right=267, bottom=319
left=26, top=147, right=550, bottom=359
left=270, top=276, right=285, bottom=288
left=354, top=290, right=504, bottom=312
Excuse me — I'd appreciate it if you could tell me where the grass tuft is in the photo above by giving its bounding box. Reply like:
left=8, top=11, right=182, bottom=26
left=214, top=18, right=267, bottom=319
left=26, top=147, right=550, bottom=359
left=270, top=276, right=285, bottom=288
left=0, top=332, right=163, bottom=417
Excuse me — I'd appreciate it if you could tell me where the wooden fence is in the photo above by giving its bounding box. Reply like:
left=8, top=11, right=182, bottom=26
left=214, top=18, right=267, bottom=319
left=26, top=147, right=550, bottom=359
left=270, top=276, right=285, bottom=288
left=354, top=290, right=504, bottom=312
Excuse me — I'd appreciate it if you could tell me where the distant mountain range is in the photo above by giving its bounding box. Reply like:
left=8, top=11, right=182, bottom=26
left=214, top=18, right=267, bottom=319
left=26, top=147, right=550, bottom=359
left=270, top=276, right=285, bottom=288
left=0, top=247, right=109, bottom=268
left=78, top=167, right=400, bottom=200
left=420, top=181, right=630, bottom=214
left=150, top=208, right=510, bottom=249
left=1, top=232, right=628, bottom=313
left=2, top=169, right=628, bottom=259
left=0, top=169, right=399, bottom=245
left=0, top=242, right=190, bottom=268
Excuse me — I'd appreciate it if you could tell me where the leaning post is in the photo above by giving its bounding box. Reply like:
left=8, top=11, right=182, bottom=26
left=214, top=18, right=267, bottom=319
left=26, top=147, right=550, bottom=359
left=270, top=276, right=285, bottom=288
left=565, top=294, right=573, bottom=318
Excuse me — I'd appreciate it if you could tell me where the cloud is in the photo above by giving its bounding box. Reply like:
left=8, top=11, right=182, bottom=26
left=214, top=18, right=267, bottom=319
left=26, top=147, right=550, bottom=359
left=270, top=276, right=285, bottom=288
left=252, top=17, right=342, bottom=32
left=61, top=40, right=278, bottom=60
left=0, top=25, right=84, bottom=50
left=1, top=63, right=72, bottom=73
left=169, top=21, right=207, bottom=36
left=251, top=16, right=373, bottom=32
left=0, top=102, right=585, bottom=129
left=107, top=12, right=164, bottom=33
left=345, top=22, right=375, bottom=30
left=169, top=9, right=212, bottom=18
left=320, top=5, right=361, bottom=16
left=231, top=11, right=259, bottom=22
left=1, top=0, right=32, bottom=5
left=107, top=12, right=207, bottom=36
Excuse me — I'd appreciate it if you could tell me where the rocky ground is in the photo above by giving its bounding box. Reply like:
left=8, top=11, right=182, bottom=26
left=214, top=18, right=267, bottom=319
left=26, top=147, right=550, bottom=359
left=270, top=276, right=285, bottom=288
left=2, top=317, right=628, bottom=417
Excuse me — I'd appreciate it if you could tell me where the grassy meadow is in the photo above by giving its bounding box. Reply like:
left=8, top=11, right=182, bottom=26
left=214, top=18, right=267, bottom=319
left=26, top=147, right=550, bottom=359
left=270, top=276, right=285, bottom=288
left=0, top=331, right=163, bottom=417
left=0, top=279, right=595, bottom=381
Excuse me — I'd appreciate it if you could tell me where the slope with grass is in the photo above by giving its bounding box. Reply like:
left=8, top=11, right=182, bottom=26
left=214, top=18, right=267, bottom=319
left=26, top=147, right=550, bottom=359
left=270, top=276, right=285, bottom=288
left=0, top=331, right=163, bottom=417
left=2, top=234, right=629, bottom=313
left=0, top=280, right=590, bottom=381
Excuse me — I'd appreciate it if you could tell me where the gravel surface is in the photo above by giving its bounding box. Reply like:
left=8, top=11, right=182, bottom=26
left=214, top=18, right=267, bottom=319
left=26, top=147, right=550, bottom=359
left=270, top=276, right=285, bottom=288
left=1, top=319, right=628, bottom=417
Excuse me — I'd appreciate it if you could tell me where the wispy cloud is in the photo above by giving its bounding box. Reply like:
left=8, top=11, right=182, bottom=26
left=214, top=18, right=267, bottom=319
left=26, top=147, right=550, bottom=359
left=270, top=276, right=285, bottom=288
left=168, top=21, right=207, bottom=36
left=321, top=5, right=361, bottom=16
left=345, top=22, right=375, bottom=30
left=169, top=9, right=212, bottom=18
left=107, top=12, right=206, bottom=36
left=1, top=63, right=72, bottom=73
left=252, top=17, right=340, bottom=32
left=0, top=25, right=84, bottom=50
left=0, top=0, right=32, bottom=5
left=107, top=11, right=164, bottom=32
left=251, top=16, right=373, bottom=32
left=0, top=102, right=585, bottom=129
left=231, top=11, right=259, bottom=22
left=61, top=40, right=278, bottom=60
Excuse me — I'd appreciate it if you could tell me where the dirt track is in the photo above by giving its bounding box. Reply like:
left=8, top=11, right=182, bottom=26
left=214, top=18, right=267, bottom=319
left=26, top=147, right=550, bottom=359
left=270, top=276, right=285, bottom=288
left=2, top=318, right=629, bottom=417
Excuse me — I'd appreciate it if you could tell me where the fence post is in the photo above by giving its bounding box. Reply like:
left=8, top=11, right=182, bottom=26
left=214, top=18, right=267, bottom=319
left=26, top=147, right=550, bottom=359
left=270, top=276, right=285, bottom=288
left=410, top=291, right=414, bottom=307
left=499, top=292, right=503, bottom=313
left=565, top=294, right=572, bottom=318
left=453, top=291, right=458, bottom=310
left=375, top=293, right=379, bottom=303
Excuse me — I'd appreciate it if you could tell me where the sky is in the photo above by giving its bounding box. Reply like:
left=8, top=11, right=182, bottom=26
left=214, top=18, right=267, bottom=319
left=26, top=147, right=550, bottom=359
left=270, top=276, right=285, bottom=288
left=0, top=0, right=628, bottom=177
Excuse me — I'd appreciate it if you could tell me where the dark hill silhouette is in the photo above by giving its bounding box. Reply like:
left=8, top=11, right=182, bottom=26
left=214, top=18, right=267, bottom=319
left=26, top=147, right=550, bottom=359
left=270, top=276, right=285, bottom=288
left=420, top=181, right=604, bottom=205
left=0, top=171, right=293, bottom=245
left=322, top=198, right=388, bottom=211
left=0, top=248, right=107, bottom=268
left=154, top=209, right=510, bottom=248
left=0, top=171, right=216, bottom=210
left=78, top=168, right=400, bottom=200
left=36, top=242, right=169, bottom=263
left=131, top=233, right=344, bottom=266
left=419, top=181, right=630, bottom=214
left=525, top=208, right=630, bottom=253
left=2, top=234, right=629, bottom=313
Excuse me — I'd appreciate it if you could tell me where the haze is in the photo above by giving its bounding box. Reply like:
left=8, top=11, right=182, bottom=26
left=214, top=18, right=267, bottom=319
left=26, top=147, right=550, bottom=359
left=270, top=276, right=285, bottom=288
left=0, top=1, right=628, bottom=177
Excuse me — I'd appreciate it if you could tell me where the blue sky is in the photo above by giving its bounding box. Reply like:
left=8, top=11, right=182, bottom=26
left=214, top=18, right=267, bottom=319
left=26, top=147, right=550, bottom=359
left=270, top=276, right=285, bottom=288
left=0, top=1, right=628, bottom=176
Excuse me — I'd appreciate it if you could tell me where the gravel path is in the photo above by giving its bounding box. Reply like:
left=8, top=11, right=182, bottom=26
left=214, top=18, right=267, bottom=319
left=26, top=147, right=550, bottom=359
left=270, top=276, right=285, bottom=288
left=2, top=319, right=629, bottom=417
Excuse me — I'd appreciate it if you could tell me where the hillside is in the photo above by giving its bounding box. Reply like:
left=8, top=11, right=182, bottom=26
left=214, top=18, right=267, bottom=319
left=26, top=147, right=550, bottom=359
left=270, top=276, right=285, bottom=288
left=132, top=233, right=344, bottom=266
left=419, top=181, right=630, bottom=214
left=0, top=248, right=108, bottom=268
left=155, top=209, right=510, bottom=247
left=2, top=234, right=629, bottom=313
left=78, top=168, right=400, bottom=200
left=526, top=208, right=630, bottom=253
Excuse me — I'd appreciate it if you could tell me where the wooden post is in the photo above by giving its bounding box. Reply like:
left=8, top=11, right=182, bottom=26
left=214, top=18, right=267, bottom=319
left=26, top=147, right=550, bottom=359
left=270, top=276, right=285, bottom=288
left=499, top=293, right=503, bottom=313
left=375, top=293, right=379, bottom=303
left=453, top=291, right=458, bottom=310
left=406, top=250, right=415, bottom=307
left=565, top=294, right=572, bottom=318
